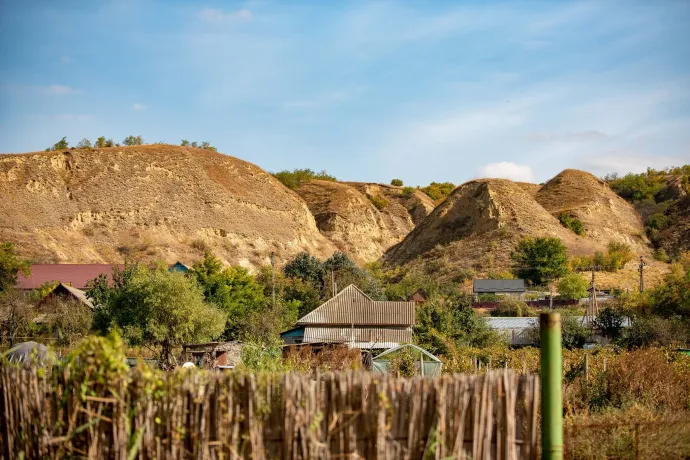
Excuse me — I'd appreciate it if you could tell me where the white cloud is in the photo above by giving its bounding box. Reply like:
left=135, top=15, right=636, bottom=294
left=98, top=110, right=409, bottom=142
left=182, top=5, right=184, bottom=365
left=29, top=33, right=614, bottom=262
left=132, top=103, right=147, bottom=111
left=477, top=162, right=535, bottom=182
left=45, top=84, right=81, bottom=95
left=198, top=8, right=252, bottom=22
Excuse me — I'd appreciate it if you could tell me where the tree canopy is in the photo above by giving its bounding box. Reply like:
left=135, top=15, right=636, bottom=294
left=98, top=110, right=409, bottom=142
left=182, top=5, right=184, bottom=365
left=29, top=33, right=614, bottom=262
left=0, top=242, right=30, bottom=293
left=510, top=237, right=569, bottom=285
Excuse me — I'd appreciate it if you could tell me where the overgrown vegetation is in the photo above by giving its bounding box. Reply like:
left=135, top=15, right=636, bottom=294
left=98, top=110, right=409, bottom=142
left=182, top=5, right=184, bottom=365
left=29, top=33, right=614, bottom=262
left=557, top=212, right=585, bottom=235
left=180, top=140, right=217, bottom=151
left=390, top=179, right=403, bottom=186
left=366, top=193, right=388, bottom=210
left=571, top=241, right=634, bottom=272
left=273, top=168, right=337, bottom=189
left=605, top=165, right=690, bottom=258
left=419, top=181, right=454, bottom=201
left=510, top=236, right=570, bottom=285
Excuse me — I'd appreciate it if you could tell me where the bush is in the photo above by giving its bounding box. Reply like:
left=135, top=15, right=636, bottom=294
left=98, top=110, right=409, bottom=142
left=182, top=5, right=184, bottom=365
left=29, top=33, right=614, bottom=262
left=76, top=138, right=92, bottom=149
left=420, top=182, right=454, bottom=201
left=273, top=168, right=336, bottom=189
left=490, top=297, right=536, bottom=317
left=619, top=316, right=690, bottom=348
left=592, top=306, right=626, bottom=340
left=557, top=212, right=585, bottom=235
left=95, top=136, right=114, bottom=148
left=571, top=241, right=634, bottom=272
left=181, top=140, right=217, bottom=151
left=401, top=186, right=416, bottom=198
left=390, top=179, right=403, bottom=186
left=123, top=135, right=143, bottom=146
left=367, top=193, right=388, bottom=210
left=557, top=273, right=589, bottom=300
left=528, top=313, right=591, bottom=349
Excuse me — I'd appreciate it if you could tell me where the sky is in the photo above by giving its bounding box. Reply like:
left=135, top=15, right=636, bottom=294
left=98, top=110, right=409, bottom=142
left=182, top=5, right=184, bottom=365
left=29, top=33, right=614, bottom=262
left=1, top=0, right=689, bottom=186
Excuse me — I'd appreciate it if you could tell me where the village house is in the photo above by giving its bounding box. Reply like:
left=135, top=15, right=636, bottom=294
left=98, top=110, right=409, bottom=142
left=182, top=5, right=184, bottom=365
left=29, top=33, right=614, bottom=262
left=473, top=279, right=526, bottom=301
left=281, top=284, right=415, bottom=350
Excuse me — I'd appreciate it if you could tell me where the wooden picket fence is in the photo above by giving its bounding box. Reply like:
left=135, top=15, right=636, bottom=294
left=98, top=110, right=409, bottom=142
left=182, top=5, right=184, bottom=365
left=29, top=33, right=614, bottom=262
left=0, top=366, right=540, bottom=459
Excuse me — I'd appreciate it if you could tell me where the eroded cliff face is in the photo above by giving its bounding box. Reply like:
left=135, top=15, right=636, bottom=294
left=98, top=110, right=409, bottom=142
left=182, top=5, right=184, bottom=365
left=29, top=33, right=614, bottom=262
left=384, top=171, right=652, bottom=281
left=0, top=145, right=336, bottom=266
left=535, top=169, right=649, bottom=254
left=295, top=181, right=435, bottom=264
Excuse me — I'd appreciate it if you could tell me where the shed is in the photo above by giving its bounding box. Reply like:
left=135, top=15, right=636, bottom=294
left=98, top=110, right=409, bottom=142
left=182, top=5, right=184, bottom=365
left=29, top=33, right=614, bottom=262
left=371, top=344, right=442, bottom=377
left=37, top=283, right=94, bottom=310
left=484, top=317, right=538, bottom=346
left=181, top=341, right=243, bottom=368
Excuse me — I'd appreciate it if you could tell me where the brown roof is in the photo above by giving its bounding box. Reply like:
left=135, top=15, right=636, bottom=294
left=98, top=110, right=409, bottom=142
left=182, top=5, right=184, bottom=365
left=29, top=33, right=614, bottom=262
left=296, top=285, right=415, bottom=327
left=17, top=264, right=125, bottom=289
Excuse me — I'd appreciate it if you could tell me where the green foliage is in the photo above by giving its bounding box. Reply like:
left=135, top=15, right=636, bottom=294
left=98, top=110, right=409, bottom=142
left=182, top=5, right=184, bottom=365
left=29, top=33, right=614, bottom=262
left=557, top=273, right=589, bottom=300
left=593, top=306, right=626, bottom=340
left=0, top=288, right=35, bottom=346
left=238, top=341, right=285, bottom=372
left=0, top=242, right=31, bottom=293
left=390, top=179, right=403, bottom=186
left=648, top=264, right=690, bottom=318
left=389, top=347, right=417, bottom=377
left=188, top=252, right=265, bottom=340
left=486, top=270, right=516, bottom=280
left=606, top=169, right=669, bottom=202
left=620, top=315, right=690, bottom=348
left=490, top=297, right=536, bottom=317
left=283, top=252, right=324, bottom=286
left=95, top=136, right=114, bottom=148
left=76, top=138, right=92, bottom=149
left=419, top=182, right=455, bottom=201
left=324, top=252, right=385, bottom=299
left=414, top=297, right=504, bottom=355
left=571, top=241, right=634, bottom=272
left=273, top=168, right=337, bottom=189
left=180, top=140, right=217, bottom=151
left=401, top=186, right=416, bottom=198
left=528, top=313, right=591, bottom=349
left=94, top=265, right=225, bottom=366
left=367, top=193, right=388, bottom=210
left=557, top=212, right=585, bottom=235
left=123, top=135, right=143, bottom=146
left=510, top=237, right=569, bottom=285
left=45, top=136, right=69, bottom=151
left=61, top=332, right=129, bottom=393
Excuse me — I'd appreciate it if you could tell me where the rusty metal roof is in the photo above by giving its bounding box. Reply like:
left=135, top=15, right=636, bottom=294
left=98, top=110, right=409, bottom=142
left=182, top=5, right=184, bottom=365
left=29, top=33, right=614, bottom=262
left=296, top=285, right=415, bottom=326
left=303, top=326, right=412, bottom=349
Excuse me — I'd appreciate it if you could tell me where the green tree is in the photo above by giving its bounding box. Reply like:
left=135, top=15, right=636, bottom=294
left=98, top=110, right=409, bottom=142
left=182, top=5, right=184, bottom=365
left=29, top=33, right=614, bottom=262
left=101, top=266, right=225, bottom=366
left=528, top=313, right=591, bottom=349
left=283, top=252, right=324, bottom=287
left=593, top=306, right=625, bottom=340
left=391, top=179, right=403, bottom=186
left=123, top=135, right=143, bottom=146
left=0, top=242, right=30, bottom=293
left=557, top=273, right=589, bottom=300
left=188, top=252, right=265, bottom=339
left=510, top=237, right=569, bottom=285
left=46, top=136, right=69, bottom=151
left=76, top=138, right=92, bottom=149
left=324, top=252, right=385, bottom=299
left=649, top=264, right=690, bottom=318
left=95, top=136, right=114, bottom=148
left=0, top=288, right=35, bottom=346
left=181, top=140, right=190, bottom=146
left=420, top=182, right=455, bottom=201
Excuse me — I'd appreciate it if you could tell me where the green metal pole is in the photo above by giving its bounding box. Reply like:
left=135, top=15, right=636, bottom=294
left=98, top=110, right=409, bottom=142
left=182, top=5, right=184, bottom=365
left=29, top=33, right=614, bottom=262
left=540, top=312, right=563, bottom=460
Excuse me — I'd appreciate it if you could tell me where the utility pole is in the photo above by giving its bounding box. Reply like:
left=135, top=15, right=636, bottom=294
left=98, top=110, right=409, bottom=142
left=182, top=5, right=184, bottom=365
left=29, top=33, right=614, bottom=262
left=270, top=252, right=276, bottom=309
left=638, top=256, right=646, bottom=293
left=583, top=266, right=598, bottom=326
left=549, top=281, right=554, bottom=311
left=331, top=269, right=335, bottom=297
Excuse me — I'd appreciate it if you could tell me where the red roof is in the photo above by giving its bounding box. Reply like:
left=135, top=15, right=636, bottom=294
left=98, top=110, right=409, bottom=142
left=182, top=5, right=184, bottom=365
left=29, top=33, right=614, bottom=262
left=17, top=264, right=125, bottom=289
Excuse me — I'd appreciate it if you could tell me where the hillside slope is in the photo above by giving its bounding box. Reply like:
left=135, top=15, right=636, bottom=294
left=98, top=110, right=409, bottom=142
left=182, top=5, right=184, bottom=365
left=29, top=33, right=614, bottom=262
left=385, top=171, right=652, bottom=279
left=0, top=145, right=336, bottom=266
left=536, top=169, right=648, bottom=253
left=295, top=181, right=434, bottom=263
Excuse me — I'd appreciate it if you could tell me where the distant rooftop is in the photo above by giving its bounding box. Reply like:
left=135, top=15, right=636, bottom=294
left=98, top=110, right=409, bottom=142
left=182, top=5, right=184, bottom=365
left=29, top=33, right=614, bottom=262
left=473, top=279, right=525, bottom=293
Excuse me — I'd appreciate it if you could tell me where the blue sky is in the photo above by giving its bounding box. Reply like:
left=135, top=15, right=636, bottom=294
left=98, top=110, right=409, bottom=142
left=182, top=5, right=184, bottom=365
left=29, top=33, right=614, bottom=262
left=1, top=1, right=689, bottom=185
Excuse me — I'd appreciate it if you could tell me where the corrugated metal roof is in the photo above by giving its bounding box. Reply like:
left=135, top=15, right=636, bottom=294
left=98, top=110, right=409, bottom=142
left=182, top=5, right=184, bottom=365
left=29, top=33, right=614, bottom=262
left=297, top=285, right=415, bottom=326
left=473, top=279, right=525, bottom=293
left=303, top=326, right=412, bottom=349
left=59, top=283, right=94, bottom=309
left=485, top=317, right=538, bottom=329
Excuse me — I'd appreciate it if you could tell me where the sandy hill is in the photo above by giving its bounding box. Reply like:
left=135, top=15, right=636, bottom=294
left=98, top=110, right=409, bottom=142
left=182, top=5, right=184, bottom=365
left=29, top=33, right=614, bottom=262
left=535, top=169, right=648, bottom=253
left=385, top=171, right=652, bottom=279
left=0, top=145, right=335, bottom=266
left=295, top=181, right=434, bottom=264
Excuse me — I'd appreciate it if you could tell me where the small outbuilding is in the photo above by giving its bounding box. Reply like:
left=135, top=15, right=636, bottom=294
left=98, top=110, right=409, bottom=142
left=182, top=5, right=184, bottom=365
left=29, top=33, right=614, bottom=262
left=181, top=341, right=243, bottom=369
